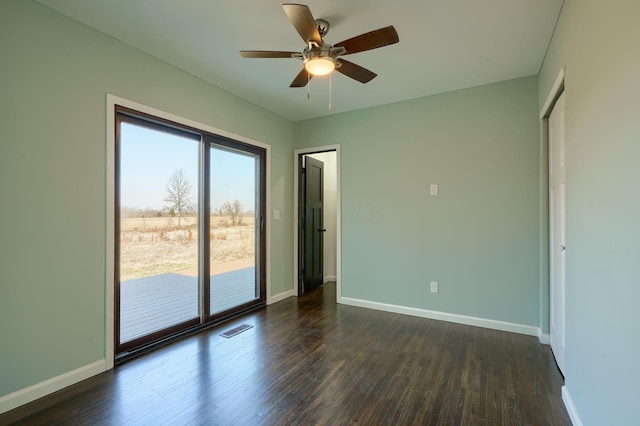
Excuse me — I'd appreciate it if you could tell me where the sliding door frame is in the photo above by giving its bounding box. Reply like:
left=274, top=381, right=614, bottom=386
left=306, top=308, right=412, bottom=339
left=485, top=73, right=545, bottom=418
left=106, top=95, right=271, bottom=367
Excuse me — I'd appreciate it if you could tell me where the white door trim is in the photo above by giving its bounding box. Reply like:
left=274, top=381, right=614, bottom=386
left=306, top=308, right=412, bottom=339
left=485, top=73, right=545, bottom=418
left=540, top=66, right=566, bottom=119
left=539, top=65, right=566, bottom=349
left=293, top=145, right=342, bottom=301
left=538, top=67, right=566, bottom=347
left=548, top=91, right=567, bottom=374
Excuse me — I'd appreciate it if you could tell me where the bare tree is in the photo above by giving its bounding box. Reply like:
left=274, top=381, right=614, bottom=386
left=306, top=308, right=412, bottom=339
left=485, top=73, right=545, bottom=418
left=220, top=199, right=244, bottom=226
left=164, top=169, right=192, bottom=228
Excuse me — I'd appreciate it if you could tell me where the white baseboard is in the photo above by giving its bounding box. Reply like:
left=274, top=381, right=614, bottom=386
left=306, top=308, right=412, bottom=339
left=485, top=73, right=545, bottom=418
left=0, top=359, right=106, bottom=415
left=338, top=296, right=541, bottom=337
left=562, top=385, right=583, bottom=426
left=267, top=289, right=294, bottom=305
left=538, top=332, right=550, bottom=345
left=323, top=276, right=337, bottom=283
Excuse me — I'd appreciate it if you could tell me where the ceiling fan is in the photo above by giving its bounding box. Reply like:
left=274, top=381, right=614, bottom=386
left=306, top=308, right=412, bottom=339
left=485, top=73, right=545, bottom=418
left=240, top=3, right=399, bottom=88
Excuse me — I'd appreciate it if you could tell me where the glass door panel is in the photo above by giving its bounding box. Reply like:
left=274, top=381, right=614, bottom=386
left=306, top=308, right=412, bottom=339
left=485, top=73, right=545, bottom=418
left=118, top=119, right=200, bottom=347
left=210, top=146, right=259, bottom=315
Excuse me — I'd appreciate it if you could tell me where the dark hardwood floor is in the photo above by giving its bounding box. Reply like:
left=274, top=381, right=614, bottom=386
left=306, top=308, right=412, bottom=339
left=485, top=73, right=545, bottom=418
left=0, top=283, right=570, bottom=425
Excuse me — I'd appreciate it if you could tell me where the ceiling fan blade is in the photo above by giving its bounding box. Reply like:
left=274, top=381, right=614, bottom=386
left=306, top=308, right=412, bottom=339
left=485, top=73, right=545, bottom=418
left=240, top=50, right=299, bottom=58
left=290, top=68, right=313, bottom=87
left=282, top=4, right=323, bottom=45
left=336, top=59, right=377, bottom=84
left=335, top=26, right=399, bottom=55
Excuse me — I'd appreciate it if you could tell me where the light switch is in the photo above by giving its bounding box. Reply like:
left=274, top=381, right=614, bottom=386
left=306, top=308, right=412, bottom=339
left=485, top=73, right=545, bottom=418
left=430, top=184, right=439, bottom=196
left=273, top=210, right=280, bottom=220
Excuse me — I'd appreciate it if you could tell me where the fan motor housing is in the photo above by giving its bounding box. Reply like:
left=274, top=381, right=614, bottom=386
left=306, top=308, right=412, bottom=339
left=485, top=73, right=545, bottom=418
left=315, top=19, right=330, bottom=37
left=302, top=43, right=346, bottom=63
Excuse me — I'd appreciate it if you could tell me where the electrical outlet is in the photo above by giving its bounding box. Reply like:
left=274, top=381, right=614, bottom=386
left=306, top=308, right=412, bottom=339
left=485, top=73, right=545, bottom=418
left=430, top=281, right=439, bottom=294
left=430, top=184, right=438, bottom=196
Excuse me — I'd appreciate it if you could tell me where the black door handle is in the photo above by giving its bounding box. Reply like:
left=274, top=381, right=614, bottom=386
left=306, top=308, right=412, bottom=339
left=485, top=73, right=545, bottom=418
left=317, top=228, right=326, bottom=232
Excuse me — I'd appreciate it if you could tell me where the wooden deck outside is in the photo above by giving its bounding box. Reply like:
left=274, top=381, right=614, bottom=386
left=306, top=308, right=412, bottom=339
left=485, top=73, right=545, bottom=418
left=120, top=267, right=256, bottom=343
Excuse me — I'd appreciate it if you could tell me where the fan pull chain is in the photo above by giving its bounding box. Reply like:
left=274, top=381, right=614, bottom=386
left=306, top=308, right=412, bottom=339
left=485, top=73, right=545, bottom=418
left=307, top=71, right=310, bottom=100
left=328, top=73, right=332, bottom=110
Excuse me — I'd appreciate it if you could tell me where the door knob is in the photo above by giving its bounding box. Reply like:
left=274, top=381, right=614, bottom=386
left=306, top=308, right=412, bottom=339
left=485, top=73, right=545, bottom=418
left=318, top=228, right=326, bottom=232
left=560, top=245, right=566, bottom=251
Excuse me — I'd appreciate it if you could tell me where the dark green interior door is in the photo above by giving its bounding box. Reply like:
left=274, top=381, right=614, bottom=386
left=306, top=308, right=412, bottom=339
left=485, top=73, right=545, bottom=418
left=302, top=156, right=324, bottom=293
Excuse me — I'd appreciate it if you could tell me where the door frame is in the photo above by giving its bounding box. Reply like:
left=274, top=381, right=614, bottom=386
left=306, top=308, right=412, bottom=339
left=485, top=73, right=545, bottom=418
left=293, top=145, right=341, bottom=301
left=547, top=91, right=566, bottom=375
left=106, top=94, right=271, bottom=369
left=539, top=66, right=565, bottom=345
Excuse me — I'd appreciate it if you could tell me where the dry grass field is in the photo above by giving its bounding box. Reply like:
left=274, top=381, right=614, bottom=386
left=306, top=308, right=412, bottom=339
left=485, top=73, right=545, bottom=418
left=120, top=215, right=255, bottom=281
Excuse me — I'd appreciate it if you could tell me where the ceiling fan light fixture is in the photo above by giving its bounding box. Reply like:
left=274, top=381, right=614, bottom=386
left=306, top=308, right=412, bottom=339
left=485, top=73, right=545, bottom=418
left=305, top=57, right=336, bottom=76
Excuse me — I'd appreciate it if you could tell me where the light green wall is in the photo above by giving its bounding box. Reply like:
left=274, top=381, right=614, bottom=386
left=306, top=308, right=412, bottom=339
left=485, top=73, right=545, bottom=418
left=294, top=76, right=541, bottom=326
left=0, top=0, right=293, bottom=398
left=539, top=1, right=640, bottom=424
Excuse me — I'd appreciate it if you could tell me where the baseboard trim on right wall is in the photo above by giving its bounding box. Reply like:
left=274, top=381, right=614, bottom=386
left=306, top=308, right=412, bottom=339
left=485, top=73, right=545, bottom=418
left=562, top=385, right=583, bottom=426
left=538, top=332, right=550, bottom=345
left=338, top=296, right=541, bottom=337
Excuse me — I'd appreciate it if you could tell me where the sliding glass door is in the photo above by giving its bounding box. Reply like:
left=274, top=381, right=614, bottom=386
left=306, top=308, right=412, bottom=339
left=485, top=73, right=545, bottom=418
left=115, top=107, right=266, bottom=354
left=209, top=145, right=262, bottom=315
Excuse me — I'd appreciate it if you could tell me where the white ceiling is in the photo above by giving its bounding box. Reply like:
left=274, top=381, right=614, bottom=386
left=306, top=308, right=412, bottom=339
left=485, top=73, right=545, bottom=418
left=36, top=0, right=563, bottom=122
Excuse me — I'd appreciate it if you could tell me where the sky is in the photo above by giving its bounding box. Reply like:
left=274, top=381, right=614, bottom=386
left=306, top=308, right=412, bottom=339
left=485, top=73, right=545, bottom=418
left=120, top=122, right=257, bottom=213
